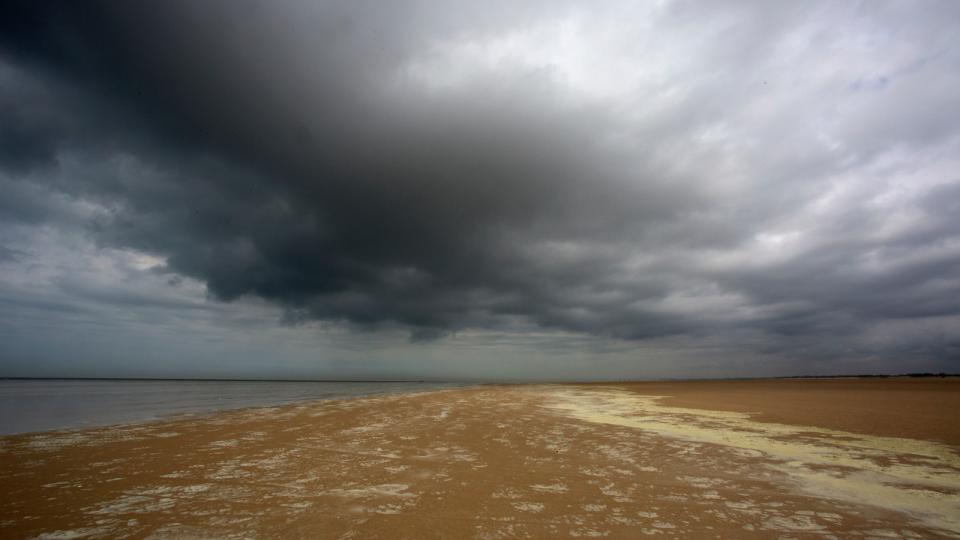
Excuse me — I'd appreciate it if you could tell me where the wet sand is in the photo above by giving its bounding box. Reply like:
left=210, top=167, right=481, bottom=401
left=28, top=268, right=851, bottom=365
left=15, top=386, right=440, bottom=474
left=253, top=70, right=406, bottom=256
left=1, top=380, right=958, bottom=538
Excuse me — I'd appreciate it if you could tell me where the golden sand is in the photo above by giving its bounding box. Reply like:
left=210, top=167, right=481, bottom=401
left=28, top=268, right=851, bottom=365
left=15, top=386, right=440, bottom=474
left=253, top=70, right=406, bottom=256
left=1, top=381, right=958, bottom=538
left=609, top=378, right=960, bottom=446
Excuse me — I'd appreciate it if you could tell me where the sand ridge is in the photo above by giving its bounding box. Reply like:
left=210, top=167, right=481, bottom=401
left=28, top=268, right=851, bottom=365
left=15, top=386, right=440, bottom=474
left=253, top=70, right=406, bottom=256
left=608, top=378, right=960, bottom=446
left=1, top=383, right=958, bottom=538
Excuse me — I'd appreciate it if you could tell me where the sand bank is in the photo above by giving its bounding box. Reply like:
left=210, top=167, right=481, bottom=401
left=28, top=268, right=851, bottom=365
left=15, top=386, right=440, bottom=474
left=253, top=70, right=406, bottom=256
left=1, top=382, right=958, bottom=538
left=608, top=378, right=960, bottom=446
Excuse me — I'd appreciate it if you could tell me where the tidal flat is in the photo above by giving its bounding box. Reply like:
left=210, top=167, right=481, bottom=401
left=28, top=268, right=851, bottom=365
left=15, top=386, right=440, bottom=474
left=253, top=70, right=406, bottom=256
left=2, top=379, right=958, bottom=538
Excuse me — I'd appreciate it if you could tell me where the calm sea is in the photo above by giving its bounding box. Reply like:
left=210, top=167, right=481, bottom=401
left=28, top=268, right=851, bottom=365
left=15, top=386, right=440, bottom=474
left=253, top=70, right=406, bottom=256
left=0, top=379, right=469, bottom=435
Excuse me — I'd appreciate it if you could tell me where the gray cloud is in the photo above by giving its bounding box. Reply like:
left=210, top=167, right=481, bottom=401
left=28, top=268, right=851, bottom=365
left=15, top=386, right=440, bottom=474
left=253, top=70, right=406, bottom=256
left=1, top=0, right=959, bottom=375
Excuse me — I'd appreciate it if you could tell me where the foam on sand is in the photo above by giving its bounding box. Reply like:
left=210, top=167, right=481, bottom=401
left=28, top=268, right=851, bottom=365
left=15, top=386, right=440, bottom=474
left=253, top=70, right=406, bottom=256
left=544, top=386, right=960, bottom=532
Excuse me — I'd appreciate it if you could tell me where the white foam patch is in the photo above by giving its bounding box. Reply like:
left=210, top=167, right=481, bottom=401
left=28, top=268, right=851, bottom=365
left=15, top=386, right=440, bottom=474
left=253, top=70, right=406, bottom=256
left=31, top=528, right=109, bottom=539
left=89, top=495, right=176, bottom=515
left=531, top=483, right=568, bottom=494
left=763, top=515, right=826, bottom=532
left=24, top=433, right=91, bottom=450
left=207, top=439, right=239, bottom=448
left=512, top=502, right=545, bottom=513
left=327, top=483, right=416, bottom=499
left=569, top=528, right=610, bottom=537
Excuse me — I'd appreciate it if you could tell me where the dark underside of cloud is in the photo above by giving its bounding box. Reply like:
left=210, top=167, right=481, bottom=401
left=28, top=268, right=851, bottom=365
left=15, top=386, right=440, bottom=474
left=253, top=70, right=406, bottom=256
left=1, top=1, right=959, bottom=366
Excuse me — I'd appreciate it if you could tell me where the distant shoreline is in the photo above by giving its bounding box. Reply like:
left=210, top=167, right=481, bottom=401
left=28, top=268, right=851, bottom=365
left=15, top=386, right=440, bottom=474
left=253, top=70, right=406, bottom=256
left=0, top=377, right=460, bottom=383
left=2, top=373, right=957, bottom=383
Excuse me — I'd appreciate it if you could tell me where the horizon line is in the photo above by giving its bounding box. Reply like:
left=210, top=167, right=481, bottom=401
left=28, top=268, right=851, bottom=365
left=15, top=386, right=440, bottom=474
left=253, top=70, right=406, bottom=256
left=1, top=373, right=957, bottom=384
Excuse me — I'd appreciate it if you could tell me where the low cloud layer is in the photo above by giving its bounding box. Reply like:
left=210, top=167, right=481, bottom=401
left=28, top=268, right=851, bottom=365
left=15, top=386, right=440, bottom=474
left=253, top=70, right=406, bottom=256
left=1, top=1, right=959, bottom=376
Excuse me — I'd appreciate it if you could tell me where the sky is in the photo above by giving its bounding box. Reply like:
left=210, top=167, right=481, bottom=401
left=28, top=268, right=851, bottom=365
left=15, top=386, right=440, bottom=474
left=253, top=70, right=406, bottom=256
left=1, top=1, right=959, bottom=381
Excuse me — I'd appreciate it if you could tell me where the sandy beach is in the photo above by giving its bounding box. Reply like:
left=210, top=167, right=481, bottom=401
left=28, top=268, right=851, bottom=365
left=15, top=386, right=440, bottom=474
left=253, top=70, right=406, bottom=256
left=2, top=379, right=959, bottom=539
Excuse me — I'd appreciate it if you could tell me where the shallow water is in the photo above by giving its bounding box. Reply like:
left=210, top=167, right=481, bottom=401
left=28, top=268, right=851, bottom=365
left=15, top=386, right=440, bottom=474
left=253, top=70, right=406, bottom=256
left=0, top=379, right=467, bottom=435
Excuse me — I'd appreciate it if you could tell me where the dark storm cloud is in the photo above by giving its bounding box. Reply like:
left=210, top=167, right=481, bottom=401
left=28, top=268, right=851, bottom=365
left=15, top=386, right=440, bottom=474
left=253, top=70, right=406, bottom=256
left=1, top=0, right=959, bottom=367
